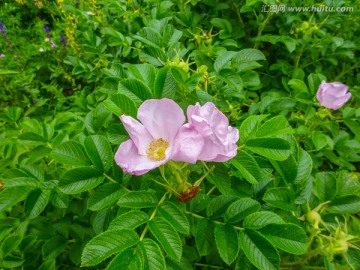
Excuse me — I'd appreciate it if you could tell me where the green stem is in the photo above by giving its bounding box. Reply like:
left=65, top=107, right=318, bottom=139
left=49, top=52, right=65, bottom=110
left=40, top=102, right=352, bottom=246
left=254, top=13, right=272, bottom=49
left=103, top=173, right=118, bottom=184
left=140, top=192, right=168, bottom=241
left=194, top=263, right=226, bottom=269
left=194, top=165, right=215, bottom=186
left=184, top=210, right=244, bottom=231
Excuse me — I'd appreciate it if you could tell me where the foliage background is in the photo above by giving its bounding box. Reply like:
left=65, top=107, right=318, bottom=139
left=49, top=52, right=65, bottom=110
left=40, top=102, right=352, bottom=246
left=0, top=0, right=359, bottom=269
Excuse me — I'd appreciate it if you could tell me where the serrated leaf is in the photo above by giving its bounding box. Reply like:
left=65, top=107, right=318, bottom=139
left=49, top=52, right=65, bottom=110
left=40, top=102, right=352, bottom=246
left=214, top=224, right=239, bottom=264
left=154, top=67, right=178, bottom=99
left=231, top=151, right=261, bottom=184
left=0, top=186, right=33, bottom=212
left=271, top=155, right=298, bottom=184
left=3, top=177, right=39, bottom=189
left=224, top=198, right=261, bottom=223
left=233, top=49, right=266, bottom=63
left=256, top=116, right=293, bottom=138
left=52, top=141, right=91, bottom=166
left=119, top=78, right=154, bottom=102
left=134, top=27, right=162, bottom=49
left=18, top=132, right=47, bottom=143
left=81, top=229, right=139, bottom=267
left=260, top=223, right=307, bottom=255
left=238, top=230, right=280, bottom=270
left=243, top=211, right=284, bottom=230
left=42, top=235, right=68, bottom=260
left=59, top=167, right=104, bottom=194
left=327, top=196, right=360, bottom=214
left=138, top=238, right=166, bottom=270
left=84, top=135, right=113, bottom=172
left=88, top=183, right=125, bottom=211
left=127, top=64, right=156, bottom=92
left=1, top=256, right=24, bottom=268
left=148, top=217, right=182, bottom=261
left=214, top=51, right=237, bottom=72
left=206, top=164, right=231, bottom=194
left=246, top=138, right=291, bottom=161
left=106, top=249, right=142, bottom=270
left=295, top=149, right=313, bottom=184
left=24, top=189, right=51, bottom=219
left=239, top=115, right=268, bottom=143
left=218, top=69, right=243, bottom=92
left=117, top=191, right=158, bottom=208
left=206, top=195, right=238, bottom=219
left=158, top=202, right=189, bottom=234
left=195, top=218, right=215, bottom=256
left=315, top=172, right=337, bottom=202
left=103, top=93, right=137, bottom=117
left=109, top=210, right=149, bottom=230
left=263, top=188, right=297, bottom=211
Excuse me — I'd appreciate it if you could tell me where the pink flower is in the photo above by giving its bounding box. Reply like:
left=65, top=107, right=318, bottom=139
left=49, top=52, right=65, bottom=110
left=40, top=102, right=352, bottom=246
left=186, top=102, right=239, bottom=162
left=316, top=81, right=352, bottom=110
left=115, top=99, right=204, bottom=175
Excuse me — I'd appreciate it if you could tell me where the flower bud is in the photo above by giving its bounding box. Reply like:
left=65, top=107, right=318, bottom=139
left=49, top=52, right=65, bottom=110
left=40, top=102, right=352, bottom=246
left=306, top=211, right=322, bottom=228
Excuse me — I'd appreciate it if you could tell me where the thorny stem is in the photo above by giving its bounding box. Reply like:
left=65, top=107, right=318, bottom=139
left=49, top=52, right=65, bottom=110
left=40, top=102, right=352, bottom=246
left=139, top=192, right=169, bottom=241
left=184, top=210, right=244, bottom=231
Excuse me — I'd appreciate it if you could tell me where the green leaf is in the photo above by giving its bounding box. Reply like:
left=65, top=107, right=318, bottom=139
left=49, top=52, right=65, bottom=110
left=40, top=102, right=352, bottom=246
left=154, top=67, right=179, bottom=99
left=0, top=187, right=32, bottom=212
left=214, top=224, right=239, bottom=264
left=263, top=188, right=297, bottom=211
left=88, top=183, right=125, bottom=211
left=84, top=135, right=113, bottom=171
left=233, top=49, right=266, bottom=63
left=206, top=195, right=238, bottom=219
left=347, top=247, right=360, bottom=270
left=81, top=229, right=139, bottom=267
left=42, top=235, right=68, bottom=260
left=271, top=155, right=298, bottom=184
left=218, top=69, right=243, bottom=92
left=315, top=172, right=337, bottom=202
left=18, top=132, right=47, bottom=143
left=238, top=230, right=280, bottom=270
left=260, top=223, right=307, bottom=255
left=106, top=249, right=142, bottom=270
left=295, top=150, right=313, bottom=184
left=243, top=211, right=284, bottom=230
left=3, top=177, right=39, bottom=189
left=327, top=196, right=360, bottom=214
left=288, top=79, right=308, bottom=92
left=214, top=51, right=237, bottom=72
left=224, top=198, right=261, bottom=223
left=239, top=115, right=268, bottom=143
left=138, top=238, right=166, bottom=270
left=117, top=191, right=158, bottom=208
left=231, top=150, right=262, bottom=184
left=158, top=202, right=190, bottom=234
left=127, top=64, right=156, bottom=92
left=246, top=138, right=291, bottom=161
left=1, top=235, right=22, bottom=256
left=59, top=167, right=104, bottom=194
left=148, top=217, right=182, bottom=261
left=195, top=218, right=215, bottom=256
left=0, top=256, right=24, bottom=268
left=256, top=116, right=293, bottom=138
left=52, top=141, right=91, bottom=166
left=24, top=189, right=51, bottom=219
left=103, top=93, right=137, bottom=117
left=134, top=27, right=162, bottom=49
left=119, top=78, right=153, bottom=103
left=312, top=131, right=333, bottom=150
left=206, top=164, right=231, bottom=194
left=109, top=210, right=149, bottom=230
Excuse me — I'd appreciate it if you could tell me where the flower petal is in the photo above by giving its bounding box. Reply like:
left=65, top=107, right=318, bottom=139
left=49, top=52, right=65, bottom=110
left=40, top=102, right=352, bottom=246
left=172, top=125, right=204, bottom=164
left=137, top=99, right=185, bottom=142
left=330, top=92, right=352, bottom=110
left=120, top=115, right=153, bottom=155
left=114, top=140, right=167, bottom=175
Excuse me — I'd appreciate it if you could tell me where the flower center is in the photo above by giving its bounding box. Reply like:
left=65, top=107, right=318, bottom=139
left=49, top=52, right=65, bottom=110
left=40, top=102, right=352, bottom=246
left=146, top=138, right=170, bottom=161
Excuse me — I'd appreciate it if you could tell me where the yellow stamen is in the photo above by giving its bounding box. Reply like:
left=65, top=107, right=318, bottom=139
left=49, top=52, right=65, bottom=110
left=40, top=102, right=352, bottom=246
left=147, top=138, right=170, bottom=161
